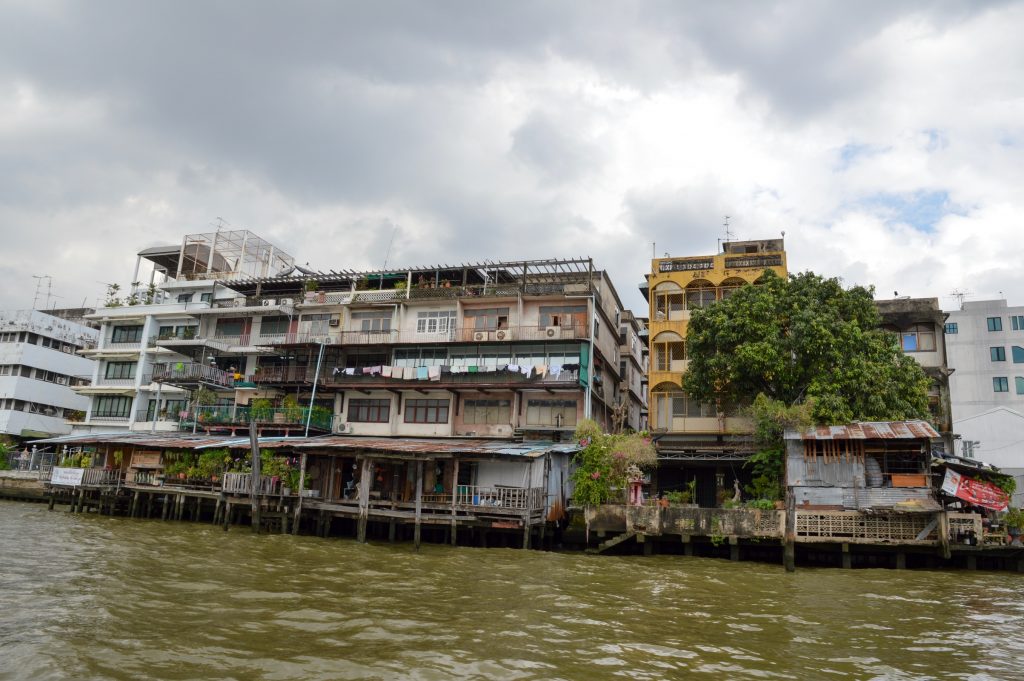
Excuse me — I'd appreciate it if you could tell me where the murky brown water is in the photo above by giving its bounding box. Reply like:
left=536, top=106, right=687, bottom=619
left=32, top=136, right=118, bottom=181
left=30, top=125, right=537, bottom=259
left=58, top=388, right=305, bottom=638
left=2, top=500, right=1023, bottom=680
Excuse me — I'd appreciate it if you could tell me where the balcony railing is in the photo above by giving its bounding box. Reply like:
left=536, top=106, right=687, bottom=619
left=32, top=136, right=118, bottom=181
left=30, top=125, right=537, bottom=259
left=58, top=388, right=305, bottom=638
left=454, top=485, right=545, bottom=511
left=184, top=405, right=333, bottom=431
left=222, top=472, right=279, bottom=495
left=152, top=362, right=236, bottom=388
left=92, top=376, right=137, bottom=387
left=82, top=468, right=123, bottom=487
left=89, top=413, right=131, bottom=423
left=253, top=324, right=590, bottom=347
left=324, top=368, right=580, bottom=388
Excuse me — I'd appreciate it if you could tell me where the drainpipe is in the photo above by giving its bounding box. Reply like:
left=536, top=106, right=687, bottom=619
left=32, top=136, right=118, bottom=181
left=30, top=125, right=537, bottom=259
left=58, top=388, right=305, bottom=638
left=304, top=341, right=326, bottom=437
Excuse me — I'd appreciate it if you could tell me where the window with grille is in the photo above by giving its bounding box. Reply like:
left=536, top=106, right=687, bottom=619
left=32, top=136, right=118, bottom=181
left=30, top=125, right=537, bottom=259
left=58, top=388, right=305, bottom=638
left=464, top=399, right=511, bottom=424
left=348, top=398, right=391, bottom=423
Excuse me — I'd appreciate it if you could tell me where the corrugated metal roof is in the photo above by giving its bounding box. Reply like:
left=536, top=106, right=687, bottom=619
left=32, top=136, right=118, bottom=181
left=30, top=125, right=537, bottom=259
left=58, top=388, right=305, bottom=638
left=786, top=420, right=939, bottom=441
left=293, top=436, right=577, bottom=458
left=30, top=433, right=301, bottom=449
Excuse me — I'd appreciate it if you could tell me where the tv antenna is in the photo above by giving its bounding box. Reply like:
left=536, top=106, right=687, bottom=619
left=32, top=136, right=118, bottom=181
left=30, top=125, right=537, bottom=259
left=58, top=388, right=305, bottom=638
left=31, top=275, right=52, bottom=310
left=382, top=225, right=399, bottom=270
left=949, top=288, right=972, bottom=308
left=723, top=215, right=735, bottom=244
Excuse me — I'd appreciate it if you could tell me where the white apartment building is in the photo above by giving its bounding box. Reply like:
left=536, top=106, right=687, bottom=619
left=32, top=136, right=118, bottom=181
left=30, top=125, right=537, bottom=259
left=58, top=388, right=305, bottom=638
left=0, top=309, right=97, bottom=438
left=945, top=299, right=1024, bottom=499
left=73, top=230, right=296, bottom=433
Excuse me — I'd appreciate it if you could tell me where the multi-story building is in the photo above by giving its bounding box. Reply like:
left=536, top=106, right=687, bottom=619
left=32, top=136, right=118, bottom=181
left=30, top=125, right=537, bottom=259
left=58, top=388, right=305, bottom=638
left=945, top=299, right=1024, bottom=499
left=641, top=238, right=787, bottom=506
left=75, top=230, right=630, bottom=441
left=875, top=297, right=954, bottom=452
left=73, top=230, right=297, bottom=433
left=617, top=310, right=647, bottom=432
left=0, top=309, right=97, bottom=439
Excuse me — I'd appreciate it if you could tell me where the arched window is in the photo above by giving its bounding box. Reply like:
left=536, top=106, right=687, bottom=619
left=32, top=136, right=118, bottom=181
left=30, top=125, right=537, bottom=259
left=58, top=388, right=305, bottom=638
left=685, top=279, right=716, bottom=310
left=719, top=277, right=747, bottom=300
left=652, top=331, right=685, bottom=372
left=653, top=281, right=684, bottom=321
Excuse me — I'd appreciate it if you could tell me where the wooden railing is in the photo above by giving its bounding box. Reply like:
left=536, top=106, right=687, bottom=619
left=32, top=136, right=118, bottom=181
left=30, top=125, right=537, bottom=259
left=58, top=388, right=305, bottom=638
left=222, top=473, right=278, bottom=495
left=795, top=510, right=939, bottom=544
left=152, top=362, right=236, bottom=388
left=82, top=468, right=123, bottom=486
left=454, top=485, right=544, bottom=511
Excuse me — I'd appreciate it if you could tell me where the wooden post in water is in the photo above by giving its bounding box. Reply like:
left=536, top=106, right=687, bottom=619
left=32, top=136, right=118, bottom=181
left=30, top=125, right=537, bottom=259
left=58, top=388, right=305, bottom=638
left=414, top=460, right=423, bottom=551
left=292, top=451, right=307, bottom=535
left=450, top=459, right=459, bottom=546
left=249, top=425, right=261, bottom=534
left=356, top=457, right=372, bottom=543
left=783, top=488, right=796, bottom=572
left=938, top=511, right=951, bottom=560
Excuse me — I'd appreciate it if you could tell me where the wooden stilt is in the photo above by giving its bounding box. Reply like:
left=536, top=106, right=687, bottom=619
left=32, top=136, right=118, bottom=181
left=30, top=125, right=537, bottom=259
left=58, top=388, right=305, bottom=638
left=357, top=457, right=372, bottom=543
left=783, top=490, right=796, bottom=572
left=450, top=460, right=459, bottom=546
left=292, top=451, right=307, bottom=535
left=414, top=460, right=423, bottom=551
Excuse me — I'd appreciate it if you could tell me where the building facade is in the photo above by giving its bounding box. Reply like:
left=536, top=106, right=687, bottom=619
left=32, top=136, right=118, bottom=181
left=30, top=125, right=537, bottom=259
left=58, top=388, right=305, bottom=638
left=945, top=299, right=1024, bottom=496
left=0, top=309, right=97, bottom=439
left=875, top=297, right=954, bottom=452
left=617, top=310, right=647, bottom=432
left=74, top=231, right=630, bottom=442
left=642, top=238, right=787, bottom=506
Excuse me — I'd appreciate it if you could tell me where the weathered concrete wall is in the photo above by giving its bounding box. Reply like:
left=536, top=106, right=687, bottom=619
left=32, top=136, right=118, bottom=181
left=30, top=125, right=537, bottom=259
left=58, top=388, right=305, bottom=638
left=0, top=472, right=47, bottom=500
left=585, top=504, right=784, bottom=538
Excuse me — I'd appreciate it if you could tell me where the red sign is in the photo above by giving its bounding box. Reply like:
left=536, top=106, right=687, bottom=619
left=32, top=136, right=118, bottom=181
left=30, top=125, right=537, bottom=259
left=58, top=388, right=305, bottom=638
left=941, top=469, right=1010, bottom=511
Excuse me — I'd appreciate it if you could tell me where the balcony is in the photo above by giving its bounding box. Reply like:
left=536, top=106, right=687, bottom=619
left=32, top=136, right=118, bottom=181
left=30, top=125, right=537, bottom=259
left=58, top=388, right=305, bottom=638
left=254, top=324, right=590, bottom=347
left=152, top=362, right=237, bottom=389
left=183, top=405, right=333, bottom=433
left=253, top=365, right=581, bottom=389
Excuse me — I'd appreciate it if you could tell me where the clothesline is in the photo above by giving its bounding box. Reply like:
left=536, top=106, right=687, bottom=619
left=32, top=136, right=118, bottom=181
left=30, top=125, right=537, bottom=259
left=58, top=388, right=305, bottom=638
left=330, top=363, right=581, bottom=380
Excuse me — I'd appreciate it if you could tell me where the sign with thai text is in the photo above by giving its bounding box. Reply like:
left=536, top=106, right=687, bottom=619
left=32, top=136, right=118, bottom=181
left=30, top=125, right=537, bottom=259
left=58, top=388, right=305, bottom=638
left=940, top=469, right=1009, bottom=511
left=50, top=467, right=85, bottom=487
left=724, top=255, right=783, bottom=269
left=658, top=258, right=714, bottom=273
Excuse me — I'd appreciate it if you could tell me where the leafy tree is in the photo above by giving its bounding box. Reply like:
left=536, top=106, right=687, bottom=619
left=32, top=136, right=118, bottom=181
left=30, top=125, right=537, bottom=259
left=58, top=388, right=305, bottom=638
left=683, top=270, right=930, bottom=425
left=571, top=419, right=656, bottom=508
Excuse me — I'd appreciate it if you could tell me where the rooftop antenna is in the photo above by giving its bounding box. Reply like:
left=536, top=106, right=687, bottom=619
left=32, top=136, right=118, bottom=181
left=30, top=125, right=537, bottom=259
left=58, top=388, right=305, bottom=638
left=31, top=275, right=52, bottom=310
left=949, top=288, right=972, bottom=309
left=723, top=215, right=734, bottom=244
left=382, top=225, right=399, bottom=270
left=212, top=216, right=230, bottom=233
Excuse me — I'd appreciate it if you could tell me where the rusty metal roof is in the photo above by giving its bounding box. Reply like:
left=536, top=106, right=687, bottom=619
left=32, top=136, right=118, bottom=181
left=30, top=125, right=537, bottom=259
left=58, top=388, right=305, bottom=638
left=30, top=432, right=300, bottom=449
left=291, top=436, right=577, bottom=459
left=786, top=420, right=940, bottom=441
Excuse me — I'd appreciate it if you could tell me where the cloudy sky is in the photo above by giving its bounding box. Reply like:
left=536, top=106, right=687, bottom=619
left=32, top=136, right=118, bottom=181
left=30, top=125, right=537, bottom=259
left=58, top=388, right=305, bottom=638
left=1, top=1, right=1022, bottom=315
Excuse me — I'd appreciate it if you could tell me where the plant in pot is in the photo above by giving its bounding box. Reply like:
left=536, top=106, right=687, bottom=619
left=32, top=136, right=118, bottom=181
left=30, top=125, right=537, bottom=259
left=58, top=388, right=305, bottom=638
left=1004, top=507, right=1024, bottom=545
left=250, top=398, right=273, bottom=422
left=281, top=394, right=303, bottom=423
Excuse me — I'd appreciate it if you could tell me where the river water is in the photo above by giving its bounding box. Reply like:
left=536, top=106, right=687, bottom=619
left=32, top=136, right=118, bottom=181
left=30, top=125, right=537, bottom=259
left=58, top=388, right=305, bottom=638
left=2, top=500, right=1023, bottom=681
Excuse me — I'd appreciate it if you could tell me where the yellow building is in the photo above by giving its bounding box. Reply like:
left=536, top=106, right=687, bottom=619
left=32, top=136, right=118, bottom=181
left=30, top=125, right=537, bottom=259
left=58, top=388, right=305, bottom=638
left=644, top=238, right=788, bottom=436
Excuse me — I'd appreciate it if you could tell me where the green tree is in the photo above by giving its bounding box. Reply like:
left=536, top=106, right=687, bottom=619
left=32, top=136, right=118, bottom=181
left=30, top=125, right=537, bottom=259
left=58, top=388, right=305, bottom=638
left=682, top=270, right=930, bottom=425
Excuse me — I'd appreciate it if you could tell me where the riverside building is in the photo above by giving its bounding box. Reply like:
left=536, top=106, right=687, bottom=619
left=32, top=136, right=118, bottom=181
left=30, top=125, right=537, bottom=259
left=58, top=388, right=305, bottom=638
left=641, top=238, right=787, bottom=506
left=0, top=309, right=97, bottom=439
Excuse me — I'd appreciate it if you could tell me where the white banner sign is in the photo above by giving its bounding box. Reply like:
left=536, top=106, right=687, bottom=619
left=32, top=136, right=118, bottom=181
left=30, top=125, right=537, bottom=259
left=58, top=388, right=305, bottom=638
left=51, top=467, right=85, bottom=486
left=940, top=469, right=961, bottom=496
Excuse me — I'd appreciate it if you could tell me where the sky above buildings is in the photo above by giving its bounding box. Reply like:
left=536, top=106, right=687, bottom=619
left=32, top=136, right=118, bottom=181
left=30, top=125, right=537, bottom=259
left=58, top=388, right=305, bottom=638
left=1, top=1, right=1022, bottom=314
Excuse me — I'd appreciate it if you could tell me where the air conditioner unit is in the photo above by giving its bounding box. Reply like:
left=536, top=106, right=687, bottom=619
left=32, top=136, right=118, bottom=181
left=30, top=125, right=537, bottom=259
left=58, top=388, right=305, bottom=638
left=333, top=421, right=349, bottom=434
left=279, top=298, right=294, bottom=306
left=61, top=344, right=73, bottom=353
left=56, top=376, right=69, bottom=385
left=328, top=315, right=340, bottom=327
left=473, top=331, right=488, bottom=342
left=544, top=325, right=560, bottom=338
left=494, top=328, right=513, bottom=341
left=261, top=299, right=276, bottom=307
left=232, top=299, right=247, bottom=307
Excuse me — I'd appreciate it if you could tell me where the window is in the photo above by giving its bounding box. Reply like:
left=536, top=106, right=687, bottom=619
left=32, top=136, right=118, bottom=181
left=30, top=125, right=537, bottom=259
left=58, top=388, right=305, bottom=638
left=538, top=305, right=586, bottom=329
left=94, top=395, right=132, bottom=417
left=260, top=316, right=290, bottom=335
left=654, top=341, right=685, bottom=371
left=901, top=324, right=936, bottom=352
left=105, top=362, right=136, bottom=379
left=1014, top=346, right=1024, bottom=363
left=991, top=347, right=1007, bottom=362
left=654, top=292, right=684, bottom=320
left=463, top=399, right=511, bottom=424
left=394, top=347, right=448, bottom=367
left=988, top=317, right=1003, bottom=332
left=463, top=307, right=511, bottom=331
left=619, top=327, right=627, bottom=345
left=1016, top=377, right=1024, bottom=396
left=619, top=359, right=627, bottom=378
left=1012, top=315, right=1024, bottom=330
left=216, top=318, right=245, bottom=337
left=685, top=285, right=716, bottom=310
left=351, top=310, right=392, bottom=332
left=348, top=398, right=391, bottom=423
left=404, top=398, right=450, bottom=424
left=110, top=325, right=143, bottom=343
left=200, top=292, right=212, bottom=303
left=993, top=377, right=1009, bottom=393
left=177, top=293, right=193, bottom=303
left=525, top=399, right=578, bottom=427
left=944, top=322, right=958, bottom=334
left=415, top=310, right=456, bottom=336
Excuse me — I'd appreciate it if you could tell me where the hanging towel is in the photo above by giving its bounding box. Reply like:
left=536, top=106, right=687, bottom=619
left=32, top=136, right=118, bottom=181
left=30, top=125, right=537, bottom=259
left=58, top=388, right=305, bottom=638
left=428, top=366, right=441, bottom=381
left=534, top=364, right=547, bottom=377
left=507, top=364, right=519, bottom=373
left=344, top=367, right=356, bottom=376
left=468, top=366, right=479, bottom=373
left=332, top=367, right=341, bottom=376
left=549, top=365, right=563, bottom=377
left=416, top=366, right=429, bottom=380
left=381, top=366, right=393, bottom=377
left=403, top=366, right=416, bottom=380
left=520, top=365, right=532, bottom=376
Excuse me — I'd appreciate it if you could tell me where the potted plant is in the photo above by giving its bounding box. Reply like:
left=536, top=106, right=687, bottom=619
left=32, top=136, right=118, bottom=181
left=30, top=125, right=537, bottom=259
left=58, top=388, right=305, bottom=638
left=1005, top=507, right=1024, bottom=545
left=281, top=394, right=303, bottom=423
left=250, top=398, right=273, bottom=422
